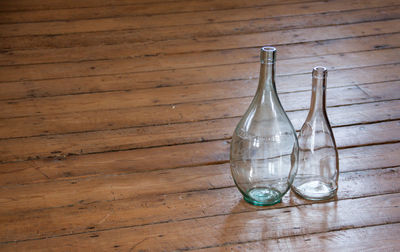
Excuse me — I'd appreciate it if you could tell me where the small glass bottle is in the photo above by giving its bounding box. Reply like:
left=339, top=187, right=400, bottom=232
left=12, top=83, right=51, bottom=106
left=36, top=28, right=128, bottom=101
left=230, top=47, right=299, bottom=206
left=292, top=66, right=339, bottom=200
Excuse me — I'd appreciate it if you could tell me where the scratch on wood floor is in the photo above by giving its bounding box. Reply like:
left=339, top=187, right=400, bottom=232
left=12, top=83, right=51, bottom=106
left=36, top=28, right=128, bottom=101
left=129, top=237, right=149, bottom=252
left=97, top=213, right=111, bottom=225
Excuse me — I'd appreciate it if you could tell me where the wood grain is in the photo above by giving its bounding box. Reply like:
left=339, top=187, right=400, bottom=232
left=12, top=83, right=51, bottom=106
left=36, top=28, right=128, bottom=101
left=1, top=120, right=399, bottom=214
left=1, top=61, right=399, bottom=101
left=0, top=0, right=307, bottom=12
left=0, top=107, right=399, bottom=162
left=1, top=50, right=399, bottom=120
left=0, top=0, right=316, bottom=23
left=1, top=1, right=399, bottom=51
left=1, top=0, right=399, bottom=250
left=0, top=133, right=399, bottom=187
left=0, top=81, right=399, bottom=139
left=2, top=193, right=399, bottom=250
left=1, top=166, right=398, bottom=242
left=0, top=0, right=187, bottom=11
left=195, top=224, right=400, bottom=251
left=1, top=0, right=397, bottom=37
left=3, top=29, right=400, bottom=68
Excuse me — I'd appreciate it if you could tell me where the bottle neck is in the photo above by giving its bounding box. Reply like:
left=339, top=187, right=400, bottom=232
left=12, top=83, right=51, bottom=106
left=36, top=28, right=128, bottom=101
left=256, top=46, right=278, bottom=104
left=307, top=68, right=327, bottom=119
left=257, top=61, right=276, bottom=95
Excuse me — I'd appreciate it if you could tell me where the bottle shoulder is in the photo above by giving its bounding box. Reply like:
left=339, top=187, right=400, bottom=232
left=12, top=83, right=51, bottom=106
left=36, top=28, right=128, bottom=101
left=298, top=119, right=337, bottom=149
left=237, top=99, right=295, bottom=133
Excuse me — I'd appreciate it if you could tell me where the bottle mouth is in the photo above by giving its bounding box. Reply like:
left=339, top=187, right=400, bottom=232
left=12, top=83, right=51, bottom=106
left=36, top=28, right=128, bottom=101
left=312, top=66, right=327, bottom=79
left=260, top=46, right=276, bottom=64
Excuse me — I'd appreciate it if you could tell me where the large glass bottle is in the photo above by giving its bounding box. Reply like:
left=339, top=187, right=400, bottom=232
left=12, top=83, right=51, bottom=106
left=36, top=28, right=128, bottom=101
left=230, top=47, right=299, bottom=206
left=291, top=67, right=339, bottom=200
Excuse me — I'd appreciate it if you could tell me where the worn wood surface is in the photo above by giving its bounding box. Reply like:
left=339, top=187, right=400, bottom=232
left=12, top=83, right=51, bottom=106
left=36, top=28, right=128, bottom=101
left=1, top=0, right=399, bottom=251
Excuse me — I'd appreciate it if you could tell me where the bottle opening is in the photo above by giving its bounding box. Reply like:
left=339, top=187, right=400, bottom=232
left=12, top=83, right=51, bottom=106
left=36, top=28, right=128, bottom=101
left=260, top=46, right=276, bottom=64
left=312, top=66, right=327, bottom=79
left=261, top=46, right=276, bottom=52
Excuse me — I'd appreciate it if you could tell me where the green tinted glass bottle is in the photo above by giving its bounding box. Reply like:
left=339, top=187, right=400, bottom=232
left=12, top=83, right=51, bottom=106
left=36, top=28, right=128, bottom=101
left=230, top=47, right=299, bottom=206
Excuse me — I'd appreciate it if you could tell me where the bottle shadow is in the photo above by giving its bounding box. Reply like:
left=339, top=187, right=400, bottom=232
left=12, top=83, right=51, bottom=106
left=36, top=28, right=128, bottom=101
left=217, top=190, right=338, bottom=249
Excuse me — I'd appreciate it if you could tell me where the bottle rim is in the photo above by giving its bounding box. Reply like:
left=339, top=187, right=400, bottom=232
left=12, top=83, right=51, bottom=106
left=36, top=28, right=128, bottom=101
left=312, top=66, right=328, bottom=79
left=261, top=46, right=276, bottom=52
left=260, top=46, right=276, bottom=64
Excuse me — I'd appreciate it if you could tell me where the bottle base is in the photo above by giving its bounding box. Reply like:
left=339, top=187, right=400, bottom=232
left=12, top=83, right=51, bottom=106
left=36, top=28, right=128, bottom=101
left=243, top=187, right=282, bottom=206
left=292, top=179, right=337, bottom=201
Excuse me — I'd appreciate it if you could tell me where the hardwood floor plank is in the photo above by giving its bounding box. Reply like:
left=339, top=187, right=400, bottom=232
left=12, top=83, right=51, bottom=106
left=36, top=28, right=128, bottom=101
left=0, top=0, right=312, bottom=12
left=0, top=131, right=399, bottom=187
left=0, top=140, right=231, bottom=186
left=1, top=193, right=399, bottom=250
left=0, top=81, right=399, bottom=139
left=1, top=0, right=397, bottom=37
left=332, top=121, right=400, bottom=147
left=0, top=119, right=399, bottom=213
left=2, top=27, right=400, bottom=68
left=0, top=97, right=399, bottom=161
left=291, top=98, right=400, bottom=129
left=1, top=166, right=398, bottom=242
left=0, top=71, right=398, bottom=122
left=338, top=143, right=400, bottom=172
left=1, top=49, right=399, bottom=120
left=0, top=76, right=399, bottom=155
left=1, top=35, right=400, bottom=83
left=1, top=0, right=399, bottom=250
left=194, top=223, right=400, bottom=251
left=1, top=9, right=400, bottom=51
left=1, top=61, right=398, bottom=101
left=0, top=0, right=185, bottom=12
left=0, top=0, right=319, bottom=24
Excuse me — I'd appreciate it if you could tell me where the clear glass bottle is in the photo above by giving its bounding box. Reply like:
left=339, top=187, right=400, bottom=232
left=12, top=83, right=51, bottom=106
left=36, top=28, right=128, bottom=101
left=230, top=47, right=299, bottom=206
left=291, top=66, right=339, bottom=200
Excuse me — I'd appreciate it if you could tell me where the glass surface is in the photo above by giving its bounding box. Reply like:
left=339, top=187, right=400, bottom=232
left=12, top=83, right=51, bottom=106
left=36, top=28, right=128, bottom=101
left=291, top=67, right=339, bottom=200
left=230, top=47, right=299, bottom=206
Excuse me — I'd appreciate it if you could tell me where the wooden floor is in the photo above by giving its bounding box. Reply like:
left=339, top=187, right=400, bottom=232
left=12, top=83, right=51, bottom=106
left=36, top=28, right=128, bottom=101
left=1, top=0, right=400, bottom=250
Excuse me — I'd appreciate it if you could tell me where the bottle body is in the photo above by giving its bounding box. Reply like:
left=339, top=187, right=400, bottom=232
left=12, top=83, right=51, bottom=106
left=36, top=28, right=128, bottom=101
left=230, top=47, right=299, bottom=206
left=291, top=67, right=339, bottom=200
